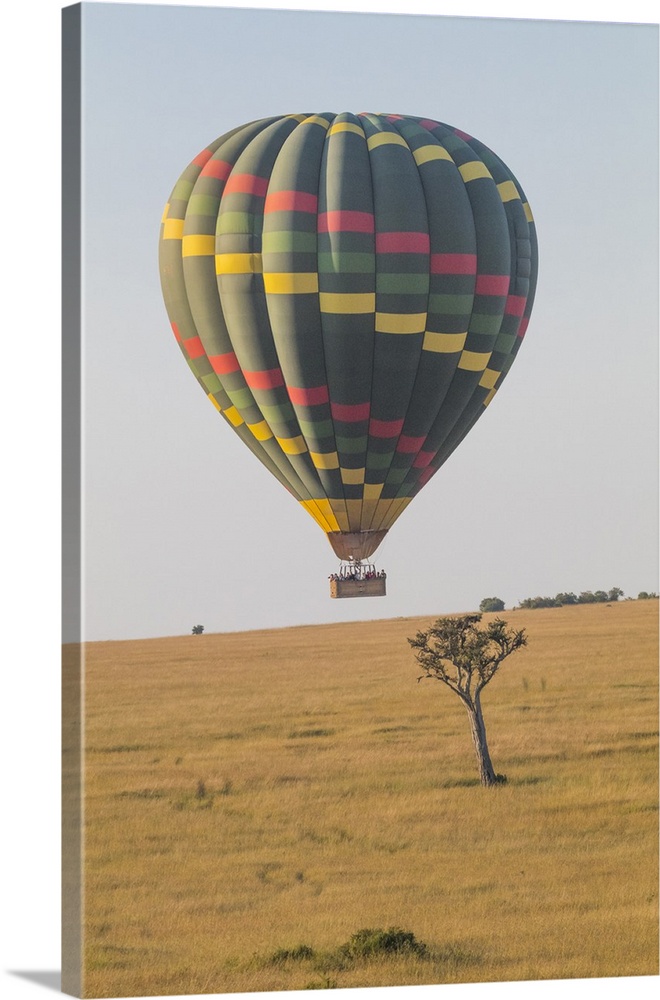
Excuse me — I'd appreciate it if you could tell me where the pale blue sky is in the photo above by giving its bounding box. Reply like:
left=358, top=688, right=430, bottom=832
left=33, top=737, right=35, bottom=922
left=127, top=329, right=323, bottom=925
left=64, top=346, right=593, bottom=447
left=73, top=2, right=659, bottom=641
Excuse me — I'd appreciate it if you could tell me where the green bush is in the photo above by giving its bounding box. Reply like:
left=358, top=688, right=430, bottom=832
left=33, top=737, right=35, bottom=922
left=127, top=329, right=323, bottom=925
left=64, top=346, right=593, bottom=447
left=339, top=927, right=427, bottom=959
left=268, top=944, right=315, bottom=965
left=479, top=597, right=505, bottom=613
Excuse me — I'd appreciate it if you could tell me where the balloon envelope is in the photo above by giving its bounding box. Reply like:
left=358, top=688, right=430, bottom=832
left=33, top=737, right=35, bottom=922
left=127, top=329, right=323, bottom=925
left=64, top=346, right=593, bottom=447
left=159, top=113, right=538, bottom=561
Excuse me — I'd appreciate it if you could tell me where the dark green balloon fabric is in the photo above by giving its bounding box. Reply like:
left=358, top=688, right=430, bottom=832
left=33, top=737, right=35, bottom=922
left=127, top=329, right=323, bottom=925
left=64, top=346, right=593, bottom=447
left=159, top=113, right=538, bottom=550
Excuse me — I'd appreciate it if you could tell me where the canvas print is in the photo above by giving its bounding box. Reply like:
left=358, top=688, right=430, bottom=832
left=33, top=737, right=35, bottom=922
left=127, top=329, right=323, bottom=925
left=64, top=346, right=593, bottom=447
left=62, top=3, right=659, bottom=998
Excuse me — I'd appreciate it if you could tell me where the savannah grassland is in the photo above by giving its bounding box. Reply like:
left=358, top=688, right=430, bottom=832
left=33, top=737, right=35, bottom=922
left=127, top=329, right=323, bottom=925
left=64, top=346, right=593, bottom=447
left=79, top=600, right=658, bottom=997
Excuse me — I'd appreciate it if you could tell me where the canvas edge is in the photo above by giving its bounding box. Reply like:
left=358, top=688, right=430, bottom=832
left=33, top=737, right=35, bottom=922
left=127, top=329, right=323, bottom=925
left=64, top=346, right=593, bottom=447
left=62, top=3, right=83, bottom=997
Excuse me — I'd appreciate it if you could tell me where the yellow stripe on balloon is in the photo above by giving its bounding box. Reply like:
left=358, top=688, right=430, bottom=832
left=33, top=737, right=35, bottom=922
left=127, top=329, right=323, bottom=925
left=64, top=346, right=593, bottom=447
left=247, top=420, right=274, bottom=441
left=182, top=234, right=215, bottom=256
left=376, top=312, right=426, bottom=335
left=422, top=330, right=468, bottom=353
left=345, top=498, right=364, bottom=530
left=340, top=467, right=365, bottom=485
left=367, top=132, right=409, bottom=151
left=310, top=451, right=340, bottom=470
left=263, top=272, right=319, bottom=294
left=413, top=144, right=453, bottom=166
left=216, top=252, right=263, bottom=274
left=302, top=115, right=332, bottom=129
left=319, top=292, right=375, bottom=314
left=276, top=435, right=307, bottom=455
left=299, top=500, right=331, bottom=532
left=479, top=368, right=501, bottom=390
left=316, top=500, right=341, bottom=531
left=363, top=497, right=390, bottom=531
left=458, top=350, right=491, bottom=372
left=459, top=161, right=492, bottom=183
left=300, top=499, right=341, bottom=533
left=162, top=218, right=185, bottom=240
left=223, top=406, right=244, bottom=427
left=360, top=499, right=380, bottom=529
left=328, top=122, right=365, bottom=137
left=329, top=501, right=350, bottom=533
left=497, top=180, right=520, bottom=202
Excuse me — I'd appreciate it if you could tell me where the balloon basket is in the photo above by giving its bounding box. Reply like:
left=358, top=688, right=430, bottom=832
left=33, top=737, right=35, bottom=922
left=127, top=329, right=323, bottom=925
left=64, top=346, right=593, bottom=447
left=329, top=562, right=387, bottom=599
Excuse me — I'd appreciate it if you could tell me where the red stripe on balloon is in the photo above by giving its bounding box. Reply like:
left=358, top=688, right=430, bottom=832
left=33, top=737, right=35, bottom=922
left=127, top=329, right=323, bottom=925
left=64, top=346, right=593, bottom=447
left=517, top=317, right=530, bottom=339
left=396, top=434, right=427, bottom=454
left=331, top=401, right=371, bottom=422
left=369, top=417, right=405, bottom=438
left=265, top=190, right=318, bottom=213
left=430, top=253, right=477, bottom=274
left=318, top=211, right=374, bottom=233
left=505, top=295, right=527, bottom=316
left=223, top=173, right=269, bottom=197
left=375, top=231, right=430, bottom=253
left=171, top=322, right=182, bottom=342
left=243, top=368, right=285, bottom=390
left=412, top=450, right=436, bottom=469
left=192, top=149, right=213, bottom=168
left=475, top=274, right=510, bottom=296
left=183, top=336, right=206, bottom=359
left=418, top=465, right=437, bottom=486
left=209, top=351, right=241, bottom=375
left=287, top=384, right=329, bottom=406
left=419, top=118, right=440, bottom=130
left=200, top=158, right=233, bottom=181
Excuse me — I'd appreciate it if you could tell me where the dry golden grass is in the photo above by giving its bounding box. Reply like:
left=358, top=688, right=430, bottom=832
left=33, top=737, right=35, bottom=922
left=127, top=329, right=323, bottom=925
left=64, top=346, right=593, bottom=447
left=78, top=600, right=658, bottom=997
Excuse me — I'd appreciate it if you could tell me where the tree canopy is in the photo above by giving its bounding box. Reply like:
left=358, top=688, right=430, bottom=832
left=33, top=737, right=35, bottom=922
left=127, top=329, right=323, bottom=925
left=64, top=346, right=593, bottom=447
left=479, top=597, right=505, bottom=613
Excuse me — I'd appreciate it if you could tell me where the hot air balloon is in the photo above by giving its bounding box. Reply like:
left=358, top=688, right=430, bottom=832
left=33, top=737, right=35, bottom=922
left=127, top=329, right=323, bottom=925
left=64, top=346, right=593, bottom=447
left=159, top=113, right=538, bottom=597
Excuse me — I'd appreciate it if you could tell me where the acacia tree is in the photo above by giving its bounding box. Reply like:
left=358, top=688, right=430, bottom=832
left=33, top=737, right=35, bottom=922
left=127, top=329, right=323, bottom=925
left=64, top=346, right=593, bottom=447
left=408, top=614, right=527, bottom=787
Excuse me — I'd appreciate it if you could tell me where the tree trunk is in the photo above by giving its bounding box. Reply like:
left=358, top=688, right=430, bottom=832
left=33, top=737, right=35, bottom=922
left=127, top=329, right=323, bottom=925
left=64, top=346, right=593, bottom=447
left=465, top=694, right=499, bottom=787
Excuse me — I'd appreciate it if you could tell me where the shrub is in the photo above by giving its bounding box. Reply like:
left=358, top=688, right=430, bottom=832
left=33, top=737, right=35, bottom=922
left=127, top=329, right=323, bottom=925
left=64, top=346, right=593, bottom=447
left=339, top=927, right=427, bottom=960
left=269, top=944, right=315, bottom=965
left=479, top=597, right=505, bottom=613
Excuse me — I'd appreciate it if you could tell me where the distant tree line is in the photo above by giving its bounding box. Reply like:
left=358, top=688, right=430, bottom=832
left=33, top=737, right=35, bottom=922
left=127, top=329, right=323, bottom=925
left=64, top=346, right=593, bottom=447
left=517, top=588, right=624, bottom=609
left=479, top=589, right=658, bottom=613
